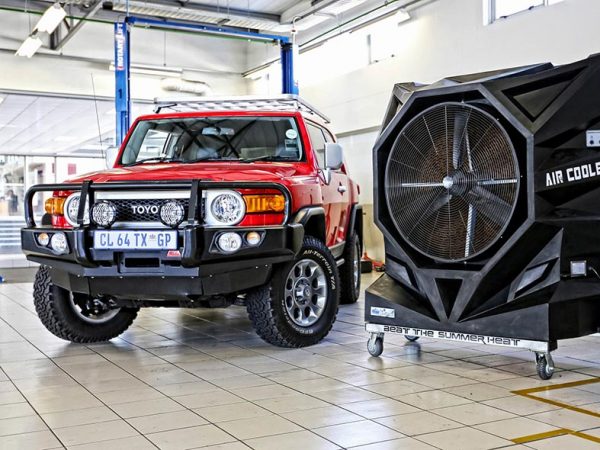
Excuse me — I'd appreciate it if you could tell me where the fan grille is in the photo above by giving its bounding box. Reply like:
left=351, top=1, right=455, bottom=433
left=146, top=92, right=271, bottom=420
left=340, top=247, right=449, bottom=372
left=385, top=102, right=519, bottom=261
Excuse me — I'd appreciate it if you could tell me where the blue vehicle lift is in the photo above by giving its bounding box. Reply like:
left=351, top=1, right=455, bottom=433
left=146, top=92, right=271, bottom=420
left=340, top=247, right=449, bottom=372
left=114, top=16, right=297, bottom=145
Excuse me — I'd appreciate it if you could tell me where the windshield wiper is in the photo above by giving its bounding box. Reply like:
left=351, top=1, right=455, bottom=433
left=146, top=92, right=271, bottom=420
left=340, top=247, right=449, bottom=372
left=238, top=155, right=273, bottom=163
left=180, top=157, right=220, bottom=164
left=122, top=156, right=178, bottom=167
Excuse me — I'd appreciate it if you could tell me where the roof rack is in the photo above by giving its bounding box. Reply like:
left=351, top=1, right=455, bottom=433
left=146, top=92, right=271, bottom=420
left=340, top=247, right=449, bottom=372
left=153, top=94, right=330, bottom=124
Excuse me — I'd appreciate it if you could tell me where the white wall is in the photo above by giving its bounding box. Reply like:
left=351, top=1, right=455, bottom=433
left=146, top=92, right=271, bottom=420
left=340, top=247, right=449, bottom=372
left=279, top=0, right=600, bottom=258
left=301, top=0, right=600, bottom=135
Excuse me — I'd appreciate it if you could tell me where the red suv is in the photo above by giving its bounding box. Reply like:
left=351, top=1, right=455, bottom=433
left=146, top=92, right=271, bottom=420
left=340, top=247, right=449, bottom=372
left=21, top=96, right=362, bottom=347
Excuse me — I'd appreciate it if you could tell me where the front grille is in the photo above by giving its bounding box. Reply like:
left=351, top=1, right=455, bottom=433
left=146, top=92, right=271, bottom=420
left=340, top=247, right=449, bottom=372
left=111, top=199, right=191, bottom=223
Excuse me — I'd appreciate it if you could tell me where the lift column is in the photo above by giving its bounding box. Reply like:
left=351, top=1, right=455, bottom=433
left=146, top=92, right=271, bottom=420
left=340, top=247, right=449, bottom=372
left=114, top=20, right=130, bottom=147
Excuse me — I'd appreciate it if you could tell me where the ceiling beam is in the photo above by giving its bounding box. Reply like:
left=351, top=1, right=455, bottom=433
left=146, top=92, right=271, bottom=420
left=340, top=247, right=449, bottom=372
left=0, top=0, right=285, bottom=37
left=113, top=0, right=281, bottom=23
left=50, top=0, right=103, bottom=51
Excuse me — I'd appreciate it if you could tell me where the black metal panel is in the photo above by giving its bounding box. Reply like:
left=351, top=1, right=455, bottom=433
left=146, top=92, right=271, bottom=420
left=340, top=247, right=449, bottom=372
left=368, top=54, right=600, bottom=343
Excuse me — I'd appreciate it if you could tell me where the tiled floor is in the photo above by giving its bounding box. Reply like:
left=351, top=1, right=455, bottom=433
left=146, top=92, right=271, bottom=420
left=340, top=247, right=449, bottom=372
left=1, top=272, right=600, bottom=449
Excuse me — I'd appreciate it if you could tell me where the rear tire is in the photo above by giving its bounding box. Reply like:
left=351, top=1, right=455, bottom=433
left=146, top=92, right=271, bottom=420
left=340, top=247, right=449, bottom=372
left=246, top=236, right=339, bottom=347
left=339, top=232, right=361, bottom=304
left=33, top=266, right=138, bottom=343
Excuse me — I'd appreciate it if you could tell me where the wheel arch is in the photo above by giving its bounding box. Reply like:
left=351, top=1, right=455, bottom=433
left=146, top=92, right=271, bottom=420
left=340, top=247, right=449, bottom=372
left=348, top=204, right=363, bottom=248
left=293, top=207, right=326, bottom=243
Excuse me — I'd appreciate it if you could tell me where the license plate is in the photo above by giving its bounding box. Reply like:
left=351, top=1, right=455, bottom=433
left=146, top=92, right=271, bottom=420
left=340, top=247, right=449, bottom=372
left=93, top=230, right=177, bottom=250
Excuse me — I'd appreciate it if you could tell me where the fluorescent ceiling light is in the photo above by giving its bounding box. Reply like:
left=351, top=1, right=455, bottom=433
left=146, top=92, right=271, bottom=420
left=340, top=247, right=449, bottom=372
left=16, top=35, right=43, bottom=58
left=320, top=0, right=367, bottom=15
left=292, top=0, right=367, bottom=30
left=34, top=3, right=67, bottom=34
left=395, top=9, right=411, bottom=23
left=293, top=14, right=329, bottom=31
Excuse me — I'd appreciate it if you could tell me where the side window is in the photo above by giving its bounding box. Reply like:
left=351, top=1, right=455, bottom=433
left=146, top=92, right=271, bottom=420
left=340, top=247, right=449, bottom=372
left=307, top=123, right=326, bottom=168
left=323, top=129, right=335, bottom=143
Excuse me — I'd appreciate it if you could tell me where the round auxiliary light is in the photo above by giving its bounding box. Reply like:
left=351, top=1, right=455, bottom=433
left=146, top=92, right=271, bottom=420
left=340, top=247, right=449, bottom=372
left=217, top=232, right=242, bottom=253
left=211, top=192, right=245, bottom=225
left=37, top=232, right=50, bottom=247
left=159, top=201, right=185, bottom=228
left=91, top=201, right=117, bottom=228
left=246, top=231, right=261, bottom=246
left=50, top=232, right=69, bottom=254
left=63, top=193, right=89, bottom=227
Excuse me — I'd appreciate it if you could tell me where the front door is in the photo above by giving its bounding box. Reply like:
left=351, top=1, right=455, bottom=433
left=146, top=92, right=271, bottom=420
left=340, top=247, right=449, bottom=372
left=306, top=123, right=350, bottom=249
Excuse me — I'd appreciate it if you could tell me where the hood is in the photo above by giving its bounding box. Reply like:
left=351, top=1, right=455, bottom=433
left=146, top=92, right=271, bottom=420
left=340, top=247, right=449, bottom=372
left=67, top=162, right=310, bottom=184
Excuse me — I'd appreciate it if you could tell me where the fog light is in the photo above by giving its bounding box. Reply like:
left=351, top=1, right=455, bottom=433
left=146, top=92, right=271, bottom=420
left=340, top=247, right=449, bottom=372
left=160, top=200, right=185, bottom=228
left=50, top=232, right=68, bottom=254
left=37, top=232, right=50, bottom=247
left=246, top=231, right=261, bottom=246
left=217, top=232, right=242, bottom=253
left=571, top=260, right=587, bottom=277
left=91, top=201, right=117, bottom=228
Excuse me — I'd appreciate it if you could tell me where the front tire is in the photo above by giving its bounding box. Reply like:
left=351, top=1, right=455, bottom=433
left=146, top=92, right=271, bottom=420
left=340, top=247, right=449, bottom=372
left=339, top=232, right=361, bottom=305
left=33, top=266, right=138, bottom=343
left=246, top=236, right=340, bottom=347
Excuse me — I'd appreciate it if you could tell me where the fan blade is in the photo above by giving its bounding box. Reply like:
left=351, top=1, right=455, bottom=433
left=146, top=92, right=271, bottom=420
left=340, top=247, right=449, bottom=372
left=467, top=186, right=511, bottom=226
left=407, top=192, right=452, bottom=235
left=400, top=182, right=445, bottom=188
left=452, top=112, right=468, bottom=170
left=430, top=192, right=452, bottom=213
left=464, top=203, right=476, bottom=257
left=388, top=187, right=442, bottom=227
left=477, top=178, right=518, bottom=186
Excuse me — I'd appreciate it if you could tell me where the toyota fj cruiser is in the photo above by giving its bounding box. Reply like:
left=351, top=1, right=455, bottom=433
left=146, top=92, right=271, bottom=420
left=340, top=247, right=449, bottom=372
left=21, top=95, right=362, bottom=347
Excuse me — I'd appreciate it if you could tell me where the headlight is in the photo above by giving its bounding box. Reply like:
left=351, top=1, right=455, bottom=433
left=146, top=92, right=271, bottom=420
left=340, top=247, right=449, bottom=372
left=160, top=200, right=185, bottom=228
left=91, top=201, right=117, bottom=228
left=208, top=191, right=245, bottom=226
left=63, top=193, right=89, bottom=227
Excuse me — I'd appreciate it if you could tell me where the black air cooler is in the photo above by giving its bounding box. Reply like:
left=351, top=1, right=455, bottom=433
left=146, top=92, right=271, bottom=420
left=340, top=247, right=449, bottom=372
left=365, top=55, right=600, bottom=379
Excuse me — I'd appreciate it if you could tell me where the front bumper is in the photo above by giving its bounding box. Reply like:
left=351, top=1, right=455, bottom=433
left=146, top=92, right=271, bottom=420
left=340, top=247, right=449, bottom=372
left=22, top=225, right=303, bottom=300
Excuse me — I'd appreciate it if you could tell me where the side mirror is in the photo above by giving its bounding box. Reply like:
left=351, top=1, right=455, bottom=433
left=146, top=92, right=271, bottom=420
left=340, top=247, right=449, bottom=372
left=325, top=143, right=344, bottom=170
left=105, top=146, right=119, bottom=168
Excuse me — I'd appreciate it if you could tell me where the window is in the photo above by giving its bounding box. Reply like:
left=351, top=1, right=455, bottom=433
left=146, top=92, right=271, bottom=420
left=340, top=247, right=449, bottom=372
left=307, top=123, right=326, bottom=168
left=487, top=0, right=563, bottom=24
left=121, top=116, right=303, bottom=165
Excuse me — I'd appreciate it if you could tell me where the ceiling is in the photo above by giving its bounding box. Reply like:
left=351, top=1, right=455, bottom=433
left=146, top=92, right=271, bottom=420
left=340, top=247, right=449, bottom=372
left=0, top=0, right=392, bottom=38
left=0, top=93, right=152, bottom=157
left=188, top=0, right=301, bottom=15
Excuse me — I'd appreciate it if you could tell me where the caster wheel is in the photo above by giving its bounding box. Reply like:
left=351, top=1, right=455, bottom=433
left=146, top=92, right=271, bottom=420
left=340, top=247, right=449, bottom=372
left=367, top=336, right=384, bottom=357
left=405, top=335, right=419, bottom=342
left=535, top=353, right=554, bottom=380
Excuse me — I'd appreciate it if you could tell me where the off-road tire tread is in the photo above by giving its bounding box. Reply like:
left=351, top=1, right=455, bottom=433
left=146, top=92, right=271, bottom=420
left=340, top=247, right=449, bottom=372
left=33, top=266, right=137, bottom=343
left=246, top=236, right=338, bottom=348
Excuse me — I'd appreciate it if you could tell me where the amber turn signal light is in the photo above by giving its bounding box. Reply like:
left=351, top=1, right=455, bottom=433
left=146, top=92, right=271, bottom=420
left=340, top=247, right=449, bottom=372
left=45, top=197, right=65, bottom=215
left=243, top=194, right=285, bottom=213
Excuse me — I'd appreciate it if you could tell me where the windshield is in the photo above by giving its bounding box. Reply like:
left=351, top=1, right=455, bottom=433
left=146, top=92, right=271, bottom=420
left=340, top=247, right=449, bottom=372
left=120, top=116, right=304, bottom=166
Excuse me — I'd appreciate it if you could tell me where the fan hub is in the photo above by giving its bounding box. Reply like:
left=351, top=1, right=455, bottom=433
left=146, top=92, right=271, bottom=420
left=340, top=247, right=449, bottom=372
left=445, top=171, right=473, bottom=196
left=442, top=176, right=454, bottom=190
